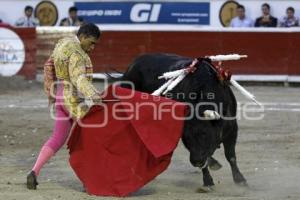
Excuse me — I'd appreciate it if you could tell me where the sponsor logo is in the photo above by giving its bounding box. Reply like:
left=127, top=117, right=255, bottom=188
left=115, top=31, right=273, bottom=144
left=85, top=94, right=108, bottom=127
left=78, top=10, right=122, bottom=17
left=0, top=28, right=25, bottom=76
left=75, top=1, right=209, bottom=25
left=219, top=1, right=239, bottom=27
left=130, top=3, right=161, bottom=23
left=35, top=1, right=58, bottom=26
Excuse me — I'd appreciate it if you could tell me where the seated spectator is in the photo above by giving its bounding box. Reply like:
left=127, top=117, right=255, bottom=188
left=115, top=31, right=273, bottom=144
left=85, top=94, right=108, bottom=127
left=255, top=3, right=277, bottom=27
left=15, top=6, right=39, bottom=27
left=230, top=4, right=253, bottom=27
left=279, top=7, right=299, bottom=27
left=60, top=6, right=84, bottom=26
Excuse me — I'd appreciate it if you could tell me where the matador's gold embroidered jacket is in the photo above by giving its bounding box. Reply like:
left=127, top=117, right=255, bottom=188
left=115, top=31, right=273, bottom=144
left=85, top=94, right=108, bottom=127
left=45, top=36, right=98, bottom=119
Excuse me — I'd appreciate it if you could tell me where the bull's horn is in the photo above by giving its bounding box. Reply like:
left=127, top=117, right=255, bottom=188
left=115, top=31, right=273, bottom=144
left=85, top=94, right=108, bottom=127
left=203, top=110, right=220, bottom=120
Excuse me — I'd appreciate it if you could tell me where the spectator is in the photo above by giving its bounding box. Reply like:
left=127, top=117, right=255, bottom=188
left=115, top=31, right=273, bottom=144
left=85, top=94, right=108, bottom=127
left=60, top=6, right=83, bottom=26
left=230, top=4, right=253, bottom=27
left=255, top=3, right=277, bottom=27
left=15, top=6, right=39, bottom=27
left=279, top=7, right=299, bottom=27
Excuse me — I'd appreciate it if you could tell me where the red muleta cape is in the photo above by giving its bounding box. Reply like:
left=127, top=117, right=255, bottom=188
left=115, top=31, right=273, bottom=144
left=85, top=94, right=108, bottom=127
left=67, top=85, right=186, bottom=197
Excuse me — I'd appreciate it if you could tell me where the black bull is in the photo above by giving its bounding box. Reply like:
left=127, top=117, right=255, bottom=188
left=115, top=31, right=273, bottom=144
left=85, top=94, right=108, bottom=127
left=114, top=53, right=247, bottom=187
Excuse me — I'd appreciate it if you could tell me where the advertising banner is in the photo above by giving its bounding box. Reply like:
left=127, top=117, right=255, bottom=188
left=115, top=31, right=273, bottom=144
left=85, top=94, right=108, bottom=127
left=75, top=1, right=210, bottom=25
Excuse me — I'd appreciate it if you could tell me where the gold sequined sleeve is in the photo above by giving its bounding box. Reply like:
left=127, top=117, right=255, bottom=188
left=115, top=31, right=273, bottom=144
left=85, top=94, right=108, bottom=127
left=68, top=52, right=98, bottom=98
left=43, top=56, right=56, bottom=102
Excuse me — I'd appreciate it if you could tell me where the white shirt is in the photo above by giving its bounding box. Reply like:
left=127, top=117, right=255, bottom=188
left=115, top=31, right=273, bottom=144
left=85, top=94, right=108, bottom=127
left=15, top=16, right=39, bottom=27
left=230, top=17, right=254, bottom=28
left=279, top=16, right=299, bottom=27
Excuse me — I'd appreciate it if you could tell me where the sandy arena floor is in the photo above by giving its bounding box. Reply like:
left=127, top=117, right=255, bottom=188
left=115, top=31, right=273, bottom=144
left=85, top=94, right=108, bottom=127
left=0, top=76, right=300, bottom=200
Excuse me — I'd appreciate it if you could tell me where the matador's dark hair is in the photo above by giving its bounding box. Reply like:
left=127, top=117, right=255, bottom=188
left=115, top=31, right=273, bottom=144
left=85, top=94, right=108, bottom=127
left=77, top=23, right=101, bottom=39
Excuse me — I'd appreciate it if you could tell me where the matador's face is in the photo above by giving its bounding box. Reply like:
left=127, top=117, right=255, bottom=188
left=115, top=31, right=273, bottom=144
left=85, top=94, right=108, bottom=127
left=79, top=34, right=98, bottom=54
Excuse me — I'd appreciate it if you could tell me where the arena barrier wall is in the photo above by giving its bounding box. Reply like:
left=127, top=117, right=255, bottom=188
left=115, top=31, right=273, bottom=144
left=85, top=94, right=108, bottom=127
left=91, top=29, right=300, bottom=75
left=16, top=28, right=37, bottom=79
left=15, top=26, right=300, bottom=81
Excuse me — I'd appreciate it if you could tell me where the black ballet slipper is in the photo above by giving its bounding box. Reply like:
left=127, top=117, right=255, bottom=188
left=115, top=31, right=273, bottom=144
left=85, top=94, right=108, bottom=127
left=26, top=171, right=38, bottom=190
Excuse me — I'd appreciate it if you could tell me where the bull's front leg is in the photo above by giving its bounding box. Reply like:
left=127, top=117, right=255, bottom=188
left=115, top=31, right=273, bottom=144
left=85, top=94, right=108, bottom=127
left=196, top=166, right=215, bottom=193
left=223, top=137, right=247, bottom=186
left=202, top=167, right=214, bottom=186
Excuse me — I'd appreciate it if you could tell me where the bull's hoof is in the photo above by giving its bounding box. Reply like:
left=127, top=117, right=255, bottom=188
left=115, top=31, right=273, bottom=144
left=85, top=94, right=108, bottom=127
left=237, top=181, right=248, bottom=187
left=208, top=158, right=222, bottom=171
left=196, top=186, right=214, bottom=193
left=234, top=173, right=248, bottom=186
left=203, top=175, right=215, bottom=187
left=203, top=110, right=220, bottom=120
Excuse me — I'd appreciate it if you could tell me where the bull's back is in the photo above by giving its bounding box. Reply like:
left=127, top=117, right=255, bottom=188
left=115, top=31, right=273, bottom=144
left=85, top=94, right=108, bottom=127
left=122, top=53, right=192, bottom=93
left=122, top=53, right=237, bottom=115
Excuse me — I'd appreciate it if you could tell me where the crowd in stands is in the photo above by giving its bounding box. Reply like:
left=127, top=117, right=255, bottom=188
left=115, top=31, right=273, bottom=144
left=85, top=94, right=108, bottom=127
left=59, top=6, right=84, bottom=26
left=0, top=3, right=299, bottom=28
left=230, top=3, right=299, bottom=27
left=0, top=5, right=84, bottom=27
left=15, top=6, right=40, bottom=27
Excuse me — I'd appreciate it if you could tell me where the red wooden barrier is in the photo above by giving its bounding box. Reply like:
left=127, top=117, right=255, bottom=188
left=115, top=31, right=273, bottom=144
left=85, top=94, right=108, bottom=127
left=90, top=31, right=300, bottom=75
left=11, top=28, right=300, bottom=79
left=14, top=28, right=37, bottom=79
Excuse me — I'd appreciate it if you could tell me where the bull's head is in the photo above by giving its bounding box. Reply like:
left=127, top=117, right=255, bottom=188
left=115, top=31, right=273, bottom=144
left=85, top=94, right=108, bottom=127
left=182, top=106, right=221, bottom=169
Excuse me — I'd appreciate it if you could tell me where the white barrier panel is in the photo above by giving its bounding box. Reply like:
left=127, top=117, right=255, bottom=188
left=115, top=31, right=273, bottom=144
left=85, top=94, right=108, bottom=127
left=90, top=73, right=300, bottom=83
left=36, top=26, right=300, bottom=32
